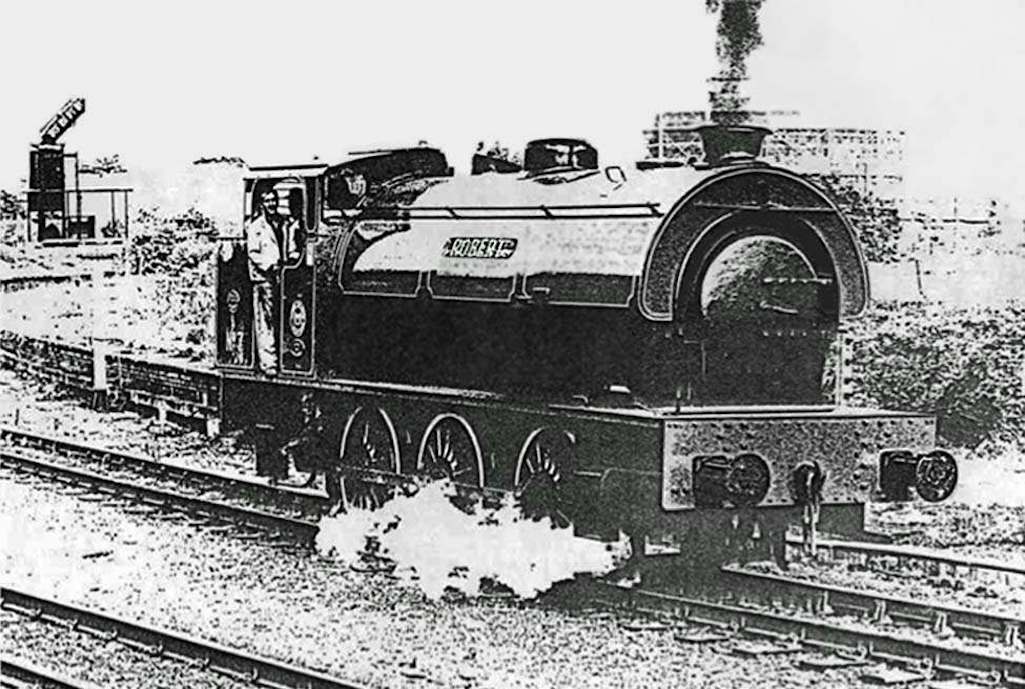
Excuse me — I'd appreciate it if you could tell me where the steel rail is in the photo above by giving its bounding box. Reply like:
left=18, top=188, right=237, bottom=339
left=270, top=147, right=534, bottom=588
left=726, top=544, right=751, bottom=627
left=0, top=425, right=510, bottom=512
left=0, top=656, right=100, bottom=689
left=785, top=534, right=1025, bottom=578
left=0, top=449, right=318, bottom=545
left=0, top=425, right=329, bottom=517
left=1, top=588, right=368, bottom=689
left=720, top=565, right=1024, bottom=647
left=592, top=582, right=1025, bottom=687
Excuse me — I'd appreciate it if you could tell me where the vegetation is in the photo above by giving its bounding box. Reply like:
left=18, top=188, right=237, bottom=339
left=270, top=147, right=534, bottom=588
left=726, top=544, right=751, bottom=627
left=810, top=174, right=902, bottom=263
left=1, top=190, right=25, bottom=220
left=846, top=301, right=1024, bottom=454
left=79, top=154, right=127, bottom=177
left=125, top=206, right=217, bottom=355
left=129, top=206, right=217, bottom=275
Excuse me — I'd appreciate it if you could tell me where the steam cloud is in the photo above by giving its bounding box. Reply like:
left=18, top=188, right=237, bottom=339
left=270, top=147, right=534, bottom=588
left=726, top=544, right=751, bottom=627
left=316, top=480, right=631, bottom=600
left=705, top=0, right=767, bottom=118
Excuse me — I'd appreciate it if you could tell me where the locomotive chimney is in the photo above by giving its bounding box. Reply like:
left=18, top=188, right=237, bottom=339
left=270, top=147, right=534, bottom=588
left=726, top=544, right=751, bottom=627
left=699, top=0, right=770, bottom=168
left=692, top=123, right=770, bottom=167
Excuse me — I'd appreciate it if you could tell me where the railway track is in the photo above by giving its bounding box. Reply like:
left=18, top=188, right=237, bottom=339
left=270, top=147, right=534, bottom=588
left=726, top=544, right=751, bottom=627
left=0, top=424, right=328, bottom=517
left=719, top=565, right=1023, bottom=647
left=587, top=581, right=1025, bottom=688
left=5, top=423, right=1021, bottom=576
left=0, top=445, right=319, bottom=547
left=0, top=656, right=100, bottom=689
left=1, top=587, right=368, bottom=689
left=4, top=422, right=1022, bottom=574
left=786, top=534, right=1025, bottom=580
left=5, top=425, right=1024, bottom=685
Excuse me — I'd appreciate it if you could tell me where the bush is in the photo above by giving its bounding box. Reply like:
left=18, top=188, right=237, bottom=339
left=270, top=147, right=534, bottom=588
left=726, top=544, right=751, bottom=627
left=846, top=301, right=1025, bottom=452
left=127, top=206, right=217, bottom=357
left=809, top=174, right=902, bottom=263
left=1, top=190, right=25, bottom=221
left=129, top=206, right=217, bottom=276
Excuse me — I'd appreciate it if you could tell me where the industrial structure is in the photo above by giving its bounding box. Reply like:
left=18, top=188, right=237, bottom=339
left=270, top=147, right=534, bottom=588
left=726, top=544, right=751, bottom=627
left=25, top=97, right=131, bottom=244
left=643, top=109, right=906, bottom=201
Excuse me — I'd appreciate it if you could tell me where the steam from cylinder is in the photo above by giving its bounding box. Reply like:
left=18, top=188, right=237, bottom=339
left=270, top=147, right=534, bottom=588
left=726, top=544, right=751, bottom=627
left=316, top=480, right=631, bottom=599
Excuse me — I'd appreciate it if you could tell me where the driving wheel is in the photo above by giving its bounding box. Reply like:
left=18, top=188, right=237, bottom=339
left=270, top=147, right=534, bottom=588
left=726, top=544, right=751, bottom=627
left=339, top=406, right=400, bottom=511
left=515, top=429, right=576, bottom=528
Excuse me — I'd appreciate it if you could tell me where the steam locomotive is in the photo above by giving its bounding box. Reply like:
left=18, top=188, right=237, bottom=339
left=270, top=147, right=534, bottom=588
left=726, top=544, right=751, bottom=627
left=215, top=124, right=957, bottom=563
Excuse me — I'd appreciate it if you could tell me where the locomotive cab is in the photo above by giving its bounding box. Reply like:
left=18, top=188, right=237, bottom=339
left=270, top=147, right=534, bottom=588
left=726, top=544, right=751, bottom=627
left=216, top=164, right=323, bottom=376
left=216, top=146, right=453, bottom=378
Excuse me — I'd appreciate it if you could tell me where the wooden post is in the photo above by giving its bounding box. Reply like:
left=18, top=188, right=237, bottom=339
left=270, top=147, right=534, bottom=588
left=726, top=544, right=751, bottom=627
left=204, top=416, right=221, bottom=438
left=90, top=266, right=109, bottom=410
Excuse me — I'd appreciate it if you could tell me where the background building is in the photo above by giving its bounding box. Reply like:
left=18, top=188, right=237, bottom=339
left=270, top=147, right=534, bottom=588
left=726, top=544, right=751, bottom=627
left=643, top=109, right=906, bottom=201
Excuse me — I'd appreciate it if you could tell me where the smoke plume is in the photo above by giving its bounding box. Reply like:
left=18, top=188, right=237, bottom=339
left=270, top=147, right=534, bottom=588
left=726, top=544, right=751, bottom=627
left=705, top=0, right=767, bottom=119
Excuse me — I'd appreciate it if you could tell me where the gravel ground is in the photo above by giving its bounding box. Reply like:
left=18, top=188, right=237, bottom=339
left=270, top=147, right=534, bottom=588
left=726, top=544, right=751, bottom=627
left=869, top=500, right=1025, bottom=550
left=733, top=568, right=1025, bottom=666
left=1, top=473, right=887, bottom=689
left=944, top=542, right=1025, bottom=566
left=1, top=610, right=253, bottom=689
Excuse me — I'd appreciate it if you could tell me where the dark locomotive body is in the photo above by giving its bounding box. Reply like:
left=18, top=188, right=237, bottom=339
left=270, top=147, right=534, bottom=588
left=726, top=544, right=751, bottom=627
left=216, top=128, right=956, bottom=557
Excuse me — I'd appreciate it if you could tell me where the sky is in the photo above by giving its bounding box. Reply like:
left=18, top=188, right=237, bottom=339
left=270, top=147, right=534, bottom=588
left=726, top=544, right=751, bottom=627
left=2, top=0, right=1024, bottom=202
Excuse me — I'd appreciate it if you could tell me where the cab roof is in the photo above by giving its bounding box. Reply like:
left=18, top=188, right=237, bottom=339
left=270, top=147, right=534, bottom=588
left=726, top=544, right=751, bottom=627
left=245, top=162, right=327, bottom=181
left=244, top=146, right=450, bottom=182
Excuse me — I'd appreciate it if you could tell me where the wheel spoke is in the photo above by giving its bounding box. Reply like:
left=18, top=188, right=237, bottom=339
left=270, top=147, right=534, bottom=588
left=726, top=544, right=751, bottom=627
left=419, top=418, right=481, bottom=490
left=441, top=431, right=452, bottom=466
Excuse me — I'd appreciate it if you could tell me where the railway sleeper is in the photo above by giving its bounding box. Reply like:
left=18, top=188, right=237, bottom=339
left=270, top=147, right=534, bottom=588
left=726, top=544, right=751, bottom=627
left=119, top=637, right=166, bottom=658
left=799, top=654, right=872, bottom=672
left=843, top=593, right=1015, bottom=647
left=183, top=655, right=212, bottom=671
left=1002, top=623, right=1021, bottom=648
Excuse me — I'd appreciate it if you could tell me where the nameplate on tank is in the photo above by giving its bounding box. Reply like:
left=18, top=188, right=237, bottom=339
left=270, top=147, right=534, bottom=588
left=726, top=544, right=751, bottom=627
left=442, top=237, right=517, bottom=260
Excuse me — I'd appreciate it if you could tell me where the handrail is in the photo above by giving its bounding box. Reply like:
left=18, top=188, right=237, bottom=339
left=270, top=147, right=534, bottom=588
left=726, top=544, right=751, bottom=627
left=331, top=202, right=664, bottom=221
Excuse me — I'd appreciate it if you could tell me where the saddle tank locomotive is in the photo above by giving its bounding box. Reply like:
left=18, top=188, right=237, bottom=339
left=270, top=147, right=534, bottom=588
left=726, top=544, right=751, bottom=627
left=216, top=125, right=958, bottom=565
